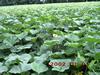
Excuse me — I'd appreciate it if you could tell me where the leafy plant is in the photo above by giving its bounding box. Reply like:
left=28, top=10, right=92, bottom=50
left=0, top=2, right=100, bottom=75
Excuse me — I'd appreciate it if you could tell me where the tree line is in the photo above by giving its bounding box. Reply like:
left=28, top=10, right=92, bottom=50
left=0, top=0, right=99, bottom=6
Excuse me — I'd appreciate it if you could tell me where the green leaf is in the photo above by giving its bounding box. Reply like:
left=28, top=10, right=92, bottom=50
left=9, top=65, right=21, bottom=74
left=25, top=36, right=32, bottom=41
left=20, top=54, right=32, bottom=63
left=95, top=49, right=100, bottom=60
left=31, top=62, right=48, bottom=74
left=11, top=44, right=32, bottom=52
left=5, top=54, right=20, bottom=66
left=31, top=73, right=37, bottom=75
left=90, top=20, right=100, bottom=23
left=30, top=30, right=39, bottom=35
left=3, top=35, right=18, bottom=47
left=35, top=51, right=52, bottom=63
left=64, top=42, right=80, bottom=48
left=16, top=32, right=28, bottom=40
left=83, top=35, right=100, bottom=43
left=0, top=34, right=6, bottom=42
left=31, top=37, right=37, bottom=43
left=50, top=52, right=64, bottom=58
left=53, top=35, right=65, bottom=43
left=9, top=63, right=31, bottom=74
left=5, top=53, right=32, bottom=66
left=44, top=40, right=61, bottom=46
left=65, top=34, right=80, bottom=41
left=74, top=20, right=84, bottom=25
left=39, top=44, right=50, bottom=55
left=88, top=72, right=100, bottom=75
left=88, top=60, right=96, bottom=70
left=39, top=40, right=61, bottom=54
left=0, top=43, right=10, bottom=49
left=53, top=30, right=64, bottom=35
left=41, top=23, right=55, bottom=30
left=50, top=59, right=71, bottom=72
left=75, top=52, right=85, bottom=67
left=0, top=62, right=8, bottom=73
left=65, top=48, right=77, bottom=55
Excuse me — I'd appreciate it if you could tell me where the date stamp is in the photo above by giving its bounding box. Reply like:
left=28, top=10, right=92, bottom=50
left=48, top=61, right=86, bottom=67
left=49, top=62, right=66, bottom=66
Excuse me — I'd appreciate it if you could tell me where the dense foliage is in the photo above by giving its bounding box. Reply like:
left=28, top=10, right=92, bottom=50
left=0, top=2, right=100, bottom=75
left=0, top=0, right=99, bottom=6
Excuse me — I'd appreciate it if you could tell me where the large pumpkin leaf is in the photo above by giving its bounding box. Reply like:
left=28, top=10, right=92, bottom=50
left=3, top=35, right=18, bottom=47
left=20, top=54, right=32, bottom=63
left=5, top=53, right=32, bottom=66
left=50, top=59, right=71, bottom=72
left=9, top=63, right=31, bottom=74
left=16, top=32, right=28, bottom=40
left=31, top=62, right=48, bottom=74
left=0, top=62, right=8, bottom=73
left=65, top=34, right=80, bottom=42
left=10, top=44, right=32, bottom=52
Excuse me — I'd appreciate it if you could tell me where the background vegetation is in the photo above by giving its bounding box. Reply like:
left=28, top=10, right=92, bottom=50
left=0, top=0, right=100, bottom=6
